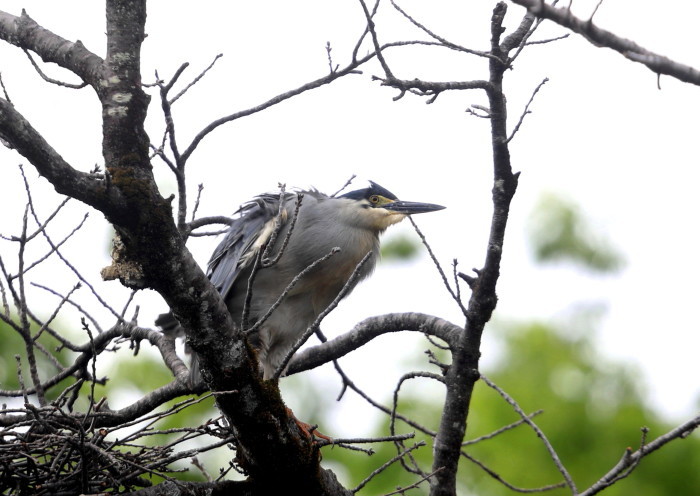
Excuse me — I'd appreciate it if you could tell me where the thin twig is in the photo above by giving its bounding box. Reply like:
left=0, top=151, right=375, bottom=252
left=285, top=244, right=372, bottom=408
left=179, top=40, right=457, bottom=165
left=601, top=427, right=648, bottom=486
left=18, top=213, right=89, bottom=278
left=0, top=258, right=10, bottom=319
left=272, top=249, right=373, bottom=379
left=327, top=343, right=439, bottom=437
left=191, top=183, right=204, bottom=222
left=247, top=247, right=341, bottom=336
left=352, top=442, right=426, bottom=493
left=159, top=64, right=188, bottom=94
left=240, top=187, right=299, bottom=328
left=390, top=372, right=445, bottom=441
left=262, top=192, right=303, bottom=267
left=461, top=450, right=566, bottom=493
left=326, top=433, right=416, bottom=446
left=311, top=325, right=440, bottom=440
left=578, top=417, right=700, bottom=496
left=383, top=468, right=444, bottom=496
left=81, top=318, right=98, bottom=423
left=240, top=247, right=264, bottom=330
left=326, top=42, right=337, bottom=74
left=481, top=373, right=578, bottom=494
left=390, top=0, right=496, bottom=60
left=462, top=409, right=544, bottom=446
left=390, top=371, right=443, bottom=477
left=16, top=201, right=46, bottom=406
left=157, top=74, right=186, bottom=230
left=17, top=165, right=124, bottom=323
left=330, top=174, right=357, bottom=197
left=150, top=143, right=177, bottom=173
left=169, top=54, right=223, bottom=105
left=23, top=49, right=87, bottom=89
left=0, top=71, right=12, bottom=103
left=15, top=355, right=29, bottom=406
left=452, top=259, right=461, bottom=303
left=504, top=13, right=546, bottom=65
left=526, top=34, right=570, bottom=45
left=23, top=197, right=71, bottom=243
left=32, top=282, right=104, bottom=339
left=507, top=77, right=549, bottom=143
left=589, top=0, right=605, bottom=22
left=409, top=217, right=468, bottom=317
left=351, top=0, right=380, bottom=63
left=357, top=0, right=394, bottom=78
left=119, top=290, right=138, bottom=320
left=32, top=283, right=80, bottom=342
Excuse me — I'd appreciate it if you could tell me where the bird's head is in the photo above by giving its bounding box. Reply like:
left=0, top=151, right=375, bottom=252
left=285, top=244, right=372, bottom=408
left=338, top=181, right=445, bottom=232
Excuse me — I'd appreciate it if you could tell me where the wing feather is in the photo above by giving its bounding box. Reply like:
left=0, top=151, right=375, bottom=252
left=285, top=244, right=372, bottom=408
left=207, top=193, right=285, bottom=300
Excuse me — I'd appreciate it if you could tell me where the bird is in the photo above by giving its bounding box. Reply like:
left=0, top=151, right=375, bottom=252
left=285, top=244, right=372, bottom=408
left=157, top=180, right=444, bottom=384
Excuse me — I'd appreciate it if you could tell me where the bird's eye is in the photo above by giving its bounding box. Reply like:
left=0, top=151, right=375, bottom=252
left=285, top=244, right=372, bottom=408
left=369, top=195, right=379, bottom=204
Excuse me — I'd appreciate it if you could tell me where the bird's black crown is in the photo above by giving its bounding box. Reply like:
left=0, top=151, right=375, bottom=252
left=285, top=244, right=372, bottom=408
left=339, top=181, right=398, bottom=201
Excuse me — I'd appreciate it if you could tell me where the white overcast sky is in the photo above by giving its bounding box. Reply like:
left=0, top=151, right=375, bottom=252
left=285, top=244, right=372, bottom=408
left=1, top=0, right=699, bottom=431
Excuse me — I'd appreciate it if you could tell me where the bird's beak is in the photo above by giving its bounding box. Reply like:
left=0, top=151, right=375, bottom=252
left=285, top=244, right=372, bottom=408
left=382, top=200, right=446, bottom=215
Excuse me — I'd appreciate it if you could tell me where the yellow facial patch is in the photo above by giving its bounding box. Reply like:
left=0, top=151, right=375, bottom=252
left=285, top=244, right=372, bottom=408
left=368, top=194, right=395, bottom=208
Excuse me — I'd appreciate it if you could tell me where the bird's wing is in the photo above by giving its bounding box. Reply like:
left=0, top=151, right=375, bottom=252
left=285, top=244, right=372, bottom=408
left=207, top=193, right=286, bottom=300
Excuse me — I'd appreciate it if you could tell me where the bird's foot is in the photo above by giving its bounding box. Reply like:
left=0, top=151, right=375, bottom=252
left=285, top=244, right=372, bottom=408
left=286, top=407, right=332, bottom=442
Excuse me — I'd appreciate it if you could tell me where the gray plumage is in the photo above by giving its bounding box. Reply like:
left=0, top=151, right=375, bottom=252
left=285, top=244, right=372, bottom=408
left=158, top=181, right=444, bottom=382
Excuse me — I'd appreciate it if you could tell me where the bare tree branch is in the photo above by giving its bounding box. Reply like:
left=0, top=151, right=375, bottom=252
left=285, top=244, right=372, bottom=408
left=180, top=60, right=367, bottom=165
left=286, top=313, right=461, bottom=375
left=0, top=10, right=104, bottom=88
left=509, top=0, right=700, bottom=85
left=580, top=414, right=700, bottom=496
left=0, top=99, right=118, bottom=211
left=430, top=5, right=528, bottom=495
left=0, top=324, right=179, bottom=401
left=2, top=2, right=696, bottom=494
left=187, top=215, right=233, bottom=231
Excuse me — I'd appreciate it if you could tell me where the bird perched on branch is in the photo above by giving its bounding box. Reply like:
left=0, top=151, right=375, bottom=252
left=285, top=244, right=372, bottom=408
left=158, top=181, right=444, bottom=384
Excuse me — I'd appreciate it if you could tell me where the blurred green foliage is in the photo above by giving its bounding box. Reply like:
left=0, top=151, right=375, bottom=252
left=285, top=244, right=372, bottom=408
left=380, top=233, right=422, bottom=261
left=527, top=193, right=625, bottom=272
left=0, top=319, right=76, bottom=403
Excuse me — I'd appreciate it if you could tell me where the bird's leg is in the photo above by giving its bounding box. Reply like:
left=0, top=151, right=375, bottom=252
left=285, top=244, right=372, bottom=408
left=286, top=407, right=332, bottom=442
